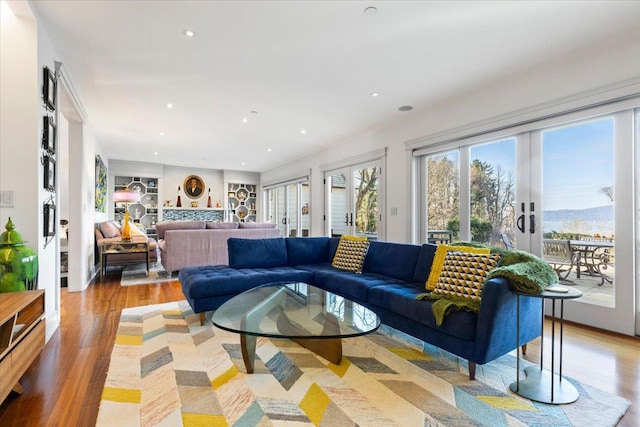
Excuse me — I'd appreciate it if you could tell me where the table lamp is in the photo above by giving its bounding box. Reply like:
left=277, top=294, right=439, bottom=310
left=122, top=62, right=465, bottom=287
left=113, top=189, right=141, bottom=241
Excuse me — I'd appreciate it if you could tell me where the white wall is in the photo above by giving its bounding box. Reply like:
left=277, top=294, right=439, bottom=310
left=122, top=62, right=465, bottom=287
left=0, top=2, right=61, bottom=339
left=261, top=35, right=640, bottom=244
left=163, top=165, right=224, bottom=208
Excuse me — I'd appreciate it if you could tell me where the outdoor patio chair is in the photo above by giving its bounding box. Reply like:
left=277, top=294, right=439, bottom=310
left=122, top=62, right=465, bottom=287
left=576, top=235, right=613, bottom=286
left=543, top=238, right=578, bottom=281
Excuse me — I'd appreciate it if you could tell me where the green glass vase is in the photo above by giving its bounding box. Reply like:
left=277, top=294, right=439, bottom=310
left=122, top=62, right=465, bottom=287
left=0, top=217, right=39, bottom=293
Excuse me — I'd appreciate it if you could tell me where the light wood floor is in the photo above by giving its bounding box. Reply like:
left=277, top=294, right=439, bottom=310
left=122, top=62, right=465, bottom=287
left=0, top=273, right=638, bottom=426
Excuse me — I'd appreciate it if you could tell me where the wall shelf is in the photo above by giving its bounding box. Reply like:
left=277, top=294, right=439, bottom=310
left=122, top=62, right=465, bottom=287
left=227, top=183, right=258, bottom=223
left=114, top=176, right=159, bottom=238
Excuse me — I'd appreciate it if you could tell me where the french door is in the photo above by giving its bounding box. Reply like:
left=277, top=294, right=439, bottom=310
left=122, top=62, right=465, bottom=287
left=325, top=161, right=382, bottom=240
left=265, top=181, right=310, bottom=237
left=419, top=110, right=635, bottom=335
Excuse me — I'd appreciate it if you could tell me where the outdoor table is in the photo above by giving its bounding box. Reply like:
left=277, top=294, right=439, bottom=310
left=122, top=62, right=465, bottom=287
left=569, top=240, right=613, bottom=285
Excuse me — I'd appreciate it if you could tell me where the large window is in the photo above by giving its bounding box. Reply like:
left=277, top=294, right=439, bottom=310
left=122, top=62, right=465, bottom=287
left=413, top=104, right=637, bottom=335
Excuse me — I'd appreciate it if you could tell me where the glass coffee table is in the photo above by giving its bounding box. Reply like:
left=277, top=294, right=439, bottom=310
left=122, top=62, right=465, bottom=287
left=212, top=282, right=381, bottom=373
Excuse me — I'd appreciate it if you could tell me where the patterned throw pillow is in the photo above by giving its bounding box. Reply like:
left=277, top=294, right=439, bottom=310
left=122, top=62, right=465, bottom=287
left=426, top=244, right=491, bottom=290
left=128, top=222, right=147, bottom=237
left=432, top=252, right=501, bottom=300
left=332, top=235, right=370, bottom=273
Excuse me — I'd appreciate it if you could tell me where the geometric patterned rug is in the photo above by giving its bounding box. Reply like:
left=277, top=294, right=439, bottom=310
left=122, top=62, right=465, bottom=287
left=97, top=301, right=630, bottom=426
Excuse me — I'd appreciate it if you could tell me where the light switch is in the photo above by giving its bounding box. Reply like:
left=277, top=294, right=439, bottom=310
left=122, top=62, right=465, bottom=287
left=0, top=191, right=14, bottom=207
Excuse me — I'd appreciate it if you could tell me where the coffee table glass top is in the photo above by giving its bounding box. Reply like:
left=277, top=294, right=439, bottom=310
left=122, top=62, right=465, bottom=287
left=212, top=282, right=380, bottom=339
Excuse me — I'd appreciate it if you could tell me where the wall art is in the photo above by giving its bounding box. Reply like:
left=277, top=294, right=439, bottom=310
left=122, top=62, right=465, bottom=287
left=43, top=155, right=56, bottom=192
left=42, top=116, right=56, bottom=154
left=184, top=175, right=204, bottom=199
left=95, top=155, right=107, bottom=212
left=43, top=66, right=56, bottom=110
left=43, top=202, right=56, bottom=237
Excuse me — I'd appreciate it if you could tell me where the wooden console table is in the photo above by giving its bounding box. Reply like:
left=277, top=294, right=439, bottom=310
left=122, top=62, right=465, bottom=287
left=0, top=289, right=45, bottom=403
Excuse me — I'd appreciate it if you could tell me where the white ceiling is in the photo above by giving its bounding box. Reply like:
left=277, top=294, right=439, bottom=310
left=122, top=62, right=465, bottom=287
left=29, top=0, right=640, bottom=172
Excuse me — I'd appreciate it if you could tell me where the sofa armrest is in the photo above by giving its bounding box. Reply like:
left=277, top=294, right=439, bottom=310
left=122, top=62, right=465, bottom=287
left=473, top=277, right=543, bottom=364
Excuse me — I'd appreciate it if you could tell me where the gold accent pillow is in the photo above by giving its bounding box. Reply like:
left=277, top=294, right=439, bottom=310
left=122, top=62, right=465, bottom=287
left=426, top=244, right=491, bottom=290
left=332, top=235, right=370, bottom=274
left=432, top=252, right=501, bottom=300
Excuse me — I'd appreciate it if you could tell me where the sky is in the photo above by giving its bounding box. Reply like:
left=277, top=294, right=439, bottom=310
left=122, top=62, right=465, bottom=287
left=471, top=117, right=615, bottom=211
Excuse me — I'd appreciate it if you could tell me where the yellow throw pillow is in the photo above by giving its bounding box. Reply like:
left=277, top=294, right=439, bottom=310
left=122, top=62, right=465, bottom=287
left=332, top=235, right=370, bottom=274
left=426, top=244, right=490, bottom=290
left=432, top=252, right=501, bottom=300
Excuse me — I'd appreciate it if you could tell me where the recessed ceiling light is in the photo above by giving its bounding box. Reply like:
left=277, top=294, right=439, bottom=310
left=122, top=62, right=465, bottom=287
left=166, top=103, right=173, bottom=109
left=159, top=132, right=165, bottom=136
left=301, top=129, right=307, bottom=135
left=241, top=162, right=246, bottom=166
left=183, top=29, right=195, bottom=38
left=398, top=106, right=413, bottom=112
left=371, top=92, right=379, bottom=97
left=242, top=118, right=248, bottom=123
left=267, top=148, right=272, bottom=152
left=154, top=151, right=158, bottom=155
left=364, top=6, right=377, bottom=15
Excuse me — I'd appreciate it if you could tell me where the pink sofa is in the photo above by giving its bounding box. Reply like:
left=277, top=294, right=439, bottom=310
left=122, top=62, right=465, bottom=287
left=156, top=220, right=280, bottom=277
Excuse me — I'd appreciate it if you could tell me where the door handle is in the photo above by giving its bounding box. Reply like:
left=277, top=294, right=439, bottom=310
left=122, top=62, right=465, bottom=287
left=349, top=213, right=354, bottom=226
left=345, top=213, right=349, bottom=226
left=281, top=217, right=287, bottom=225
left=517, top=215, right=525, bottom=233
left=529, top=214, right=535, bottom=234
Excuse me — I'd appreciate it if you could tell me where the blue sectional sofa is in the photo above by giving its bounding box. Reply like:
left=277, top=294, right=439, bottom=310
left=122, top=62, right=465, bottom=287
left=179, top=237, right=542, bottom=379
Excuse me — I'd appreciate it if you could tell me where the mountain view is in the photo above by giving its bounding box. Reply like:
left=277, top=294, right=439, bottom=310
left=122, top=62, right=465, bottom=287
left=543, top=205, right=614, bottom=235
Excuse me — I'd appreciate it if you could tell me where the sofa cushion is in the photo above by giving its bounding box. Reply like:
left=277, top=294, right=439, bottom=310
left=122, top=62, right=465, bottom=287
left=286, top=237, right=331, bottom=266
left=368, top=283, right=477, bottom=341
left=363, top=241, right=422, bottom=282
left=228, top=237, right=287, bottom=269
left=426, top=244, right=491, bottom=290
left=179, top=265, right=312, bottom=298
left=99, top=221, right=121, bottom=238
left=206, top=221, right=239, bottom=229
left=313, top=269, right=405, bottom=303
left=331, top=235, right=370, bottom=273
left=238, top=222, right=277, bottom=229
left=412, top=244, right=437, bottom=283
left=433, top=252, right=501, bottom=300
left=156, top=220, right=205, bottom=239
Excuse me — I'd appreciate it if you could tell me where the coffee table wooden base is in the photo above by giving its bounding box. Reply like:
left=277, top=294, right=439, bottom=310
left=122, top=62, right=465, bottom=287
left=240, top=311, right=342, bottom=374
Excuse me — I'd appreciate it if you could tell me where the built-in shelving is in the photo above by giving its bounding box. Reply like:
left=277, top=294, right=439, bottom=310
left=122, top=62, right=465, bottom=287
left=227, top=183, right=257, bottom=222
left=114, top=176, right=159, bottom=238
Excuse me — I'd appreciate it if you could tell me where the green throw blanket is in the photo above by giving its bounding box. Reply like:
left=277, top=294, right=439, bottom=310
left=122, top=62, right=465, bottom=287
left=416, top=242, right=557, bottom=326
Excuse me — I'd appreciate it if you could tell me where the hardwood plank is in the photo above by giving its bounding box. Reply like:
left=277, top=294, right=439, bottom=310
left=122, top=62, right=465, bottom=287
left=0, top=273, right=637, bottom=426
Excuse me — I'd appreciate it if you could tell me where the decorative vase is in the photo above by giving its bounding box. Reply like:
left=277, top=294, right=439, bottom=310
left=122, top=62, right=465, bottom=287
left=176, top=186, right=182, bottom=208
left=121, top=210, right=132, bottom=241
left=0, top=217, right=39, bottom=293
left=207, top=188, right=213, bottom=208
